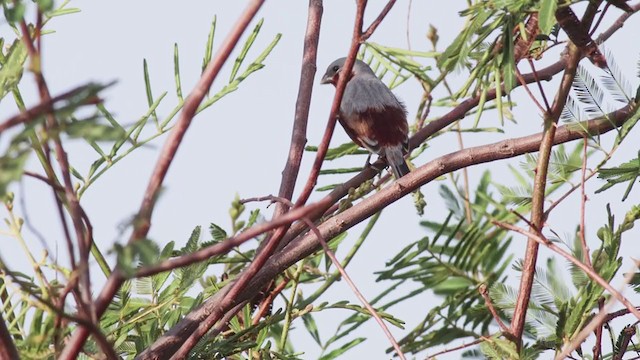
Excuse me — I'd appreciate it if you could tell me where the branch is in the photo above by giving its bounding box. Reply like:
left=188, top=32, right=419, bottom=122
left=273, top=0, right=323, bottom=217
left=361, top=0, right=396, bottom=41
left=510, top=42, right=582, bottom=344
left=0, top=84, right=99, bottom=133
left=58, top=1, right=266, bottom=358
left=0, top=313, right=19, bottom=360
left=479, top=284, right=510, bottom=334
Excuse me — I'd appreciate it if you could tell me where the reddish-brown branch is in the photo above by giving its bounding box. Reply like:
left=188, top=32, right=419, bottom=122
left=0, top=313, right=19, bottom=360
left=133, top=102, right=636, bottom=281
left=58, top=1, right=266, bottom=358
left=361, top=0, right=397, bottom=41
left=0, top=84, right=99, bottom=133
left=509, top=43, right=581, bottom=345
left=593, top=297, right=605, bottom=360
left=479, top=284, right=510, bottom=334
left=252, top=277, right=290, bottom=325
left=294, top=2, right=365, bottom=208
left=134, top=197, right=333, bottom=278
left=426, top=338, right=486, bottom=359
left=274, top=0, right=323, bottom=218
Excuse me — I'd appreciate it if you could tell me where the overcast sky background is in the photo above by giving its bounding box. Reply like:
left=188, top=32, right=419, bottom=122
left=1, top=1, right=640, bottom=359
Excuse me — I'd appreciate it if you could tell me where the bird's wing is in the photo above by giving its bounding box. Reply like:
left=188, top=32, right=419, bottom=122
left=342, top=77, right=400, bottom=114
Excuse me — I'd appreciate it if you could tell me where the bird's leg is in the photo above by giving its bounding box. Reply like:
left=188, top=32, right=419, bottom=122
left=366, top=154, right=386, bottom=173
left=364, top=153, right=372, bottom=168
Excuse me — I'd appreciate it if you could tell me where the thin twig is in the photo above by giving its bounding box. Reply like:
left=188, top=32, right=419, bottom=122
left=308, top=216, right=406, bottom=359
left=426, top=337, right=486, bottom=359
left=527, top=58, right=552, bottom=111
left=593, top=297, right=605, bottom=360
left=479, top=284, right=510, bottom=334
left=0, top=84, right=99, bottom=133
left=515, top=67, right=547, bottom=113
left=361, top=0, right=397, bottom=41
left=579, top=136, right=592, bottom=268
left=251, top=277, right=290, bottom=325
left=18, top=9, right=97, bottom=336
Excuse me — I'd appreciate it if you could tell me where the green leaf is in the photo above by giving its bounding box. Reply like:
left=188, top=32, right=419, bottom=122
left=596, top=152, right=640, bottom=201
left=433, top=276, right=473, bottom=294
left=142, top=59, right=159, bottom=127
left=36, top=0, right=54, bottom=12
left=0, top=150, right=30, bottom=199
left=305, top=142, right=365, bottom=161
left=319, top=338, right=366, bottom=360
left=210, top=223, right=227, bottom=241
left=202, top=17, right=217, bottom=73
left=480, top=336, right=519, bottom=359
left=173, top=43, right=183, bottom=101
left=114, top=238, right=160, bottom=276
left=4, top=2, right=26, bottom=23
left=0, top=40, right=27, bottom=100
left=230, top=18, right=263, bottom=82
left=538, top=0, right=558, bottom=34
left=302, top=314, right=322, bottom=346
left=63, top=118, right=127, bottom=142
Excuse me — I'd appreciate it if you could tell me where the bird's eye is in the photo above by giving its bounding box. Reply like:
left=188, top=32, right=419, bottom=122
left=332, top=65, right=340, bottom=72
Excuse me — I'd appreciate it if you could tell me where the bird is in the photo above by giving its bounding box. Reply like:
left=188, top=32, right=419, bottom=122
left=320, top=57, right=410, bottom=178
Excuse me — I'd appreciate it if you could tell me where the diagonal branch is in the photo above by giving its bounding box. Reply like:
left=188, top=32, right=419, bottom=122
left=0, top=84, right=100, bottom=133
left=509, top=43, right=582, bottom=344
left=0, top=312, right=19, bottom=360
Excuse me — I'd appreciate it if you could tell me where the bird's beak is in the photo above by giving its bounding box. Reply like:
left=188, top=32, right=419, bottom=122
left=320, top=74, right=332, bottom=85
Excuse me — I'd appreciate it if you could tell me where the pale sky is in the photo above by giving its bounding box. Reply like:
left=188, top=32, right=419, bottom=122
left=1, top=1, right=640, bottom=359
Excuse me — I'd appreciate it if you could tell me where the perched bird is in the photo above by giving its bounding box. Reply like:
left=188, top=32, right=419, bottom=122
left=320, top=57, right=410, bottom=178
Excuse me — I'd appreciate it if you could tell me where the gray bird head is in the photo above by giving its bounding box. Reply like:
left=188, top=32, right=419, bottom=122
left=320, top=57, right=376, bottom=86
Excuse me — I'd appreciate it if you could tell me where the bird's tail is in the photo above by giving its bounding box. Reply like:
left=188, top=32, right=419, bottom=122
left=384, top=145, right=410, bottom=178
